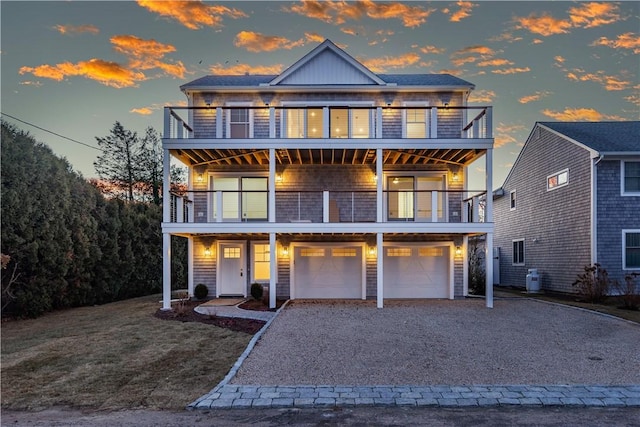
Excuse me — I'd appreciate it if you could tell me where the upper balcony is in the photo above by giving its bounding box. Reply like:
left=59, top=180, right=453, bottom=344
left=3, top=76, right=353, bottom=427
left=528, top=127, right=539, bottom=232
left=163, top=105, right=493, bottom=146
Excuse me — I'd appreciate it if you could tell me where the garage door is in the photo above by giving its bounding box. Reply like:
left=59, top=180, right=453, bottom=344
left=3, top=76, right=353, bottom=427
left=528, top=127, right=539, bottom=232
left=294, top=245, right=363, bottom=299
left=383, top=245, right=450, bottom=298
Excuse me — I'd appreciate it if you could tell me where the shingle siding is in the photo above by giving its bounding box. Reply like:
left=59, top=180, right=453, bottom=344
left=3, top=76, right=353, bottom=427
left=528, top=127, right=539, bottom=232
left=494, top=126, right=592, bottom=293
left=596, top=160, right=640, bottom=284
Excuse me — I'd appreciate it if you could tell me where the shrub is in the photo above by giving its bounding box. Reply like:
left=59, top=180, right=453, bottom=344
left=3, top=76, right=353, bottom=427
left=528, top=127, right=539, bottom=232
left=250, top=282, right=264, bottom=301
left=468, top=240, right=486, bottom=295
left=174, top=291, right=190, bottom=316
left=572, top=263, right=610, bottom=303
left=613, top=273, right=640, bottom=311
left=194, top=283, right=208, bottom=300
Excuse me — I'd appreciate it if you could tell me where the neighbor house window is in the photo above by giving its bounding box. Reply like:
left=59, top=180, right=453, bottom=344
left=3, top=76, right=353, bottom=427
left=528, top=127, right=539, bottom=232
left=252, top=243, right=271, bottom=282
left=622, top=161, right=640, bottom=195
left=512, top=239, right=525, bottom=265
left=510, top=190, right=516, bottom=210
left=547, top=169, right=569, bottom=191
left=623, top=230, right=640, bottom=269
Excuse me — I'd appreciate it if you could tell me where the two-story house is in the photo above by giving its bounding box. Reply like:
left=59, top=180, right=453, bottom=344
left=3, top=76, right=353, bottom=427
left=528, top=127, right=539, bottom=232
left=494, top=121, right=640, bottom=293
left=161, top=40, right=495, bottom=309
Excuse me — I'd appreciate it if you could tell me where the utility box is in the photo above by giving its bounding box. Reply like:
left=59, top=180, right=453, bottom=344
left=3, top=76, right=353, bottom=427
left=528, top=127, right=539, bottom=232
left=526, top=268, right=540, bottom=293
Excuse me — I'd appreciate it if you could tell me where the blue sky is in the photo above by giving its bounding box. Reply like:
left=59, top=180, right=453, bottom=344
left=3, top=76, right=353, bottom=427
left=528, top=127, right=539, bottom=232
left=1, top=1, right=638, bottom=188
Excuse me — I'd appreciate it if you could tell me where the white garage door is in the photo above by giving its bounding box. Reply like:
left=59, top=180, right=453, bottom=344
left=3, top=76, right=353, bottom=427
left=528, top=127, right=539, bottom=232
left=383, top=245, right=450, bottom=298
left=294, top=245, right=362, bottom=299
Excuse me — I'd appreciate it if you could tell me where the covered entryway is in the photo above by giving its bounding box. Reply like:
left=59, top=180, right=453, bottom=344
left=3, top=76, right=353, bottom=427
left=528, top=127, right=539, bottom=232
left=383, top=243, right=452, bottom=298
left=292, top=243, right=365, bottom=299
left=217, top=241, right=247, bottom=296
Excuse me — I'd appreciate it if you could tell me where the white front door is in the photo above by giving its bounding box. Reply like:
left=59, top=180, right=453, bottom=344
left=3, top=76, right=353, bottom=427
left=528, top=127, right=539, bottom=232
left=218, top=241, right=246, bottom=296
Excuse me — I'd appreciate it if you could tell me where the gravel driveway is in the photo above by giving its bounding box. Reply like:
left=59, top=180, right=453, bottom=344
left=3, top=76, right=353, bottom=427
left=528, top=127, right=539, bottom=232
left=231, top=299, right=640, bottom=386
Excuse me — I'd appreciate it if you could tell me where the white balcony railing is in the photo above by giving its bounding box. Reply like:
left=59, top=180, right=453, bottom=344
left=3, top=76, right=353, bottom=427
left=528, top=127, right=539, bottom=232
left=164, top=105, right=492, bottom=141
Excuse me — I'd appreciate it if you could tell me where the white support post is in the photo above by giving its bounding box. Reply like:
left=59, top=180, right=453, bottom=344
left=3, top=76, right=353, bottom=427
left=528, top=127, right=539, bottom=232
left=216, top=191, right=223, bottom=222
left=269, top=233, right=277, bottom=309
left=472, top=196, right=480, bottom=223
left=163, top=107, right=171, bottom=139
left=376, top=232, right=384, bottom=308
left=187, top=238, right=194, bottom=297
left=269, top=148, right=276, bottom=223
left=430, top=108, right=438, bottom=138
left=462, top=235, right=469, bottom=297
left=485, top=149, right=494, bottom=223
left=431, top=191, right=439, bottom=223
left=163, top=148, right=171, bottom=223
left=486, top=107, right=493, bottom=138
left=269, top=107, right=275, bottom=138
left=323, top=191, right=330, bottom=223
left=376, top=107, right=382, bottom=138
left=473, top=119, right=480, bottom=139
left=162, top=233, right=172, bottom=310
left=485, top=232, right=494, bottom=308
left=176, top=197, right=184, bottom=223
left=216, top=107, right=223, bottom=138
left=177, top=120, right=184, bottom=139
left=322, top=107, right=329, bottom=138
left=376, top=148, right=383, bottom=223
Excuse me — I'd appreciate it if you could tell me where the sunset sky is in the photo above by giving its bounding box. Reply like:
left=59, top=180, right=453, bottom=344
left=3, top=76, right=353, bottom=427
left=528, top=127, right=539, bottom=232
left=1, top=1, right=638, bottom=188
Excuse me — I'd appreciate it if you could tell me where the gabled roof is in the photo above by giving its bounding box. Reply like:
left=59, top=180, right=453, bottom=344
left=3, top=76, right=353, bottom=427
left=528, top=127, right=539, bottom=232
left=180, top=39, right=474, bottom=91
left=495, top=121, right=640, bottom=196
left=538, top=121, right=640, bottom=153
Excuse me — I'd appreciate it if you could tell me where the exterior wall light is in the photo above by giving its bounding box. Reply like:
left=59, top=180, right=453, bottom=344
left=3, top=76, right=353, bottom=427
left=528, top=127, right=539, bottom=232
left=204, top=247, right=212, bottom=257
left=452, top=172, right=459, bottom=182
left=368, top=246, right=377, bottom=257
left=197, top=173, right=204, bottom=183
left=276, top=173, right=283, bottom=183
left=455, top=246, right=463, bottom=257
left=281, top=246, right=289, bottom=257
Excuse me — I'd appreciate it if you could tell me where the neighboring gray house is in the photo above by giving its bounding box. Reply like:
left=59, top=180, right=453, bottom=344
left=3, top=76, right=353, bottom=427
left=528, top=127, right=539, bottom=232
left=494, top=121, right=640, bottom=293
left=160, top=39, right=496, bottom=309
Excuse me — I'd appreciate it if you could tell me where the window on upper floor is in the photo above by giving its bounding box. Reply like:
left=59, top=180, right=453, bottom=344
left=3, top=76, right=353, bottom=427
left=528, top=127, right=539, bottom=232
left=623, top=230, right=640, bottom=270
left=227, top=105, right=253, bottom=138
left=386, top=174, right=446, bottom=222
left=285, top=108, right=323, bottom=138
left=512, top=239, right=525, bottom=265
left=547, top=169, right=568, bottom=191
left=209, top=175, right=267, bottom=221
left=330, top=107, right=371, bottom=138
left=510, top=190, right=516, bottom=210
left=405, top=108, right=428, bottom=138
left=622, top=161, right=640, bottom=196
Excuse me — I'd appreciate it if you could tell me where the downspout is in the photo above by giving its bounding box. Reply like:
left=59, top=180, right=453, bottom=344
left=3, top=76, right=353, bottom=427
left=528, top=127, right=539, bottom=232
left=591, top=154, right=603, bottom=265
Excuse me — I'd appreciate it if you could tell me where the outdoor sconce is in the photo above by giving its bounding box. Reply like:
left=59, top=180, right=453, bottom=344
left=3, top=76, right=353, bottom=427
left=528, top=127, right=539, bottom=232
left=204, top=247, right=212, bottom=257
left=443, top=102, right=449, bottom=109
left=197, top=173, right=204, bottom=183
left=203, top=95, right=213, bottom=108
left=373, top=174, right=378, bottom=182
left=281, top=245, right=289, bottom=257
left=275, top=173, right=283, bottom=183
left=455, top=246, right=463, bottom=257
left=368, top=246, right=377, bottom=257
left=452, top=172, right=459, bottom=182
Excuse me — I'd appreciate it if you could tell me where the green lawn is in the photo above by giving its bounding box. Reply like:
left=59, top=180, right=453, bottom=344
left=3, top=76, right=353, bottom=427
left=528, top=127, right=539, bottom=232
left=1, top=295, right=252, bottom=411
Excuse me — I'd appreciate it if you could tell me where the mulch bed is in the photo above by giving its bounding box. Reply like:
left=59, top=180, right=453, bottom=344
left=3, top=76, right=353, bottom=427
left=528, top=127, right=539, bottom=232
left=154, top=300, right=265, bottom=334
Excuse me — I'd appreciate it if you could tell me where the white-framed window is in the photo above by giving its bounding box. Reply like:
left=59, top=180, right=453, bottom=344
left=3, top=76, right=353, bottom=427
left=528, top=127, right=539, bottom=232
left=621, top=161, right=640, bottom=196
left=209, top=174, right=268, bottom=222
left=251, top=242, right=271, bottom=282
left=402, top=103, right=429, bottom=138
left=386, top=173, right=447, bottom=222
left=510, top=190, right=516, bottom=210
left=226, top=102, right=253, bottom=138
left=285, top=108, right=323, bottom=138
left=329, top=107, right=371, bottom=138
left=512, top=239, right=525, bottom=265
left=547, top=169, right=569, bottom=191
left=623, top=230, right=640, bottom=270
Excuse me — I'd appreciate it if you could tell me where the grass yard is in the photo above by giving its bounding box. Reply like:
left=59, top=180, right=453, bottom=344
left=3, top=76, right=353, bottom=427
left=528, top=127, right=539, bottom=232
left=1, top=295, right=253, bottom=411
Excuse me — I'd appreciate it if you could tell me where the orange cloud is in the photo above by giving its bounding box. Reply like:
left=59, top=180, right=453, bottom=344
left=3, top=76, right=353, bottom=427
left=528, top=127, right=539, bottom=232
left=450, top=45, right=497, bottom=67
left=131, top=100, right=187, bottom=116
left=477, top=58, right=514, bottom=67
left=286, top=0, right=434, bottom=28
left=468, top=89, right=496, bottom=103
left=514, top=13, right=572, bottom=36
left=448, top=1, right=476, bottom=22
left=359, top=52, right=421, bottom=73
left=304, top=32, right=326, bottom=43
left=566, top=69, right=632, bottom=91
left=491, top=67, right=531, bottom=75
left=209, top=63, right=283, bottom=75
left=234, top=31, right=304, bottom=52
left=569, top=2, right=620, bottom=28
left=494, top=123, right=526, bottom=148
left=541, top=108, right=623, bottom=121
left=54, top=24, right=99, bottom=35
left=137, top=0, right=247, bottom=30
left=20, top=59, right=145, bottom=88
left=453, top=45, right=496, bottom=56
left=130, top=107, right=153, bottom=115
left=591, top=32, right=640, bottom=54
left=624, top=93, right=640, bottom=107
left=554, top=55, right=566, bottom=64
left=19, top=80, right=43, bottom=87
left=518, top=91, right=552, bottom=104
left=110, top=35, right=185, bottom=79
left=341, top=27, right=358, bottom=36
left=419, top=45, right=446, bottom=55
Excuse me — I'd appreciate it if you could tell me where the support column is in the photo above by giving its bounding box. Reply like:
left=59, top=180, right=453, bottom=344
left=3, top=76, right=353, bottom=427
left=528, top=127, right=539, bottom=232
left=462, top=235, right=469, bottom=297
left=376, top=232, right=384, bottom=308
left=162, top=233, right=172, bottom=310
left=376, top=148, right=383, bottom=223
left=187, top=237, right=194, bottom=297
left=269, top=233, right=277, bottom=309
left=485, top=148, right=493, bottom=223
left=269, top=148, right=276, bottom=223
left=485, top=232, right=494, bottom=308
left=163, top=148, right=171, bottom=223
